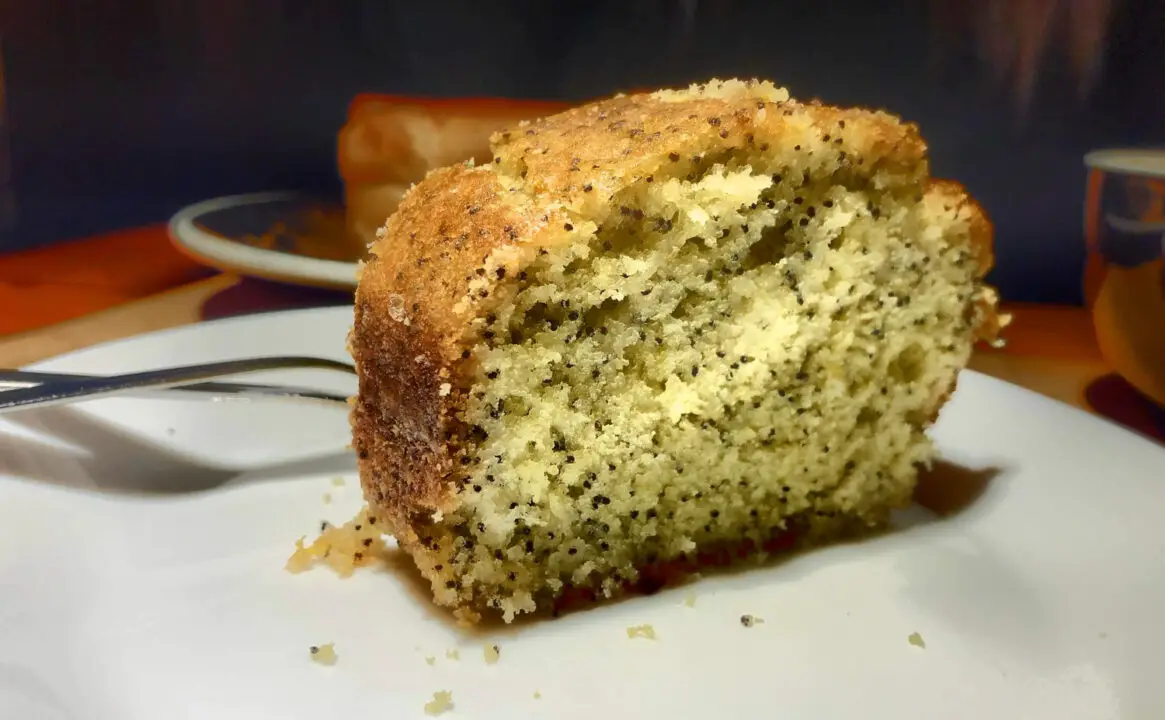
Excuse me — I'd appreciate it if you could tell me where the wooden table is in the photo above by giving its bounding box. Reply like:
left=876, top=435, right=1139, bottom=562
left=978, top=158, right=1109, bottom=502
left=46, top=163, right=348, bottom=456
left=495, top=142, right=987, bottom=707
left=0, top=226, right=1110, bottom=412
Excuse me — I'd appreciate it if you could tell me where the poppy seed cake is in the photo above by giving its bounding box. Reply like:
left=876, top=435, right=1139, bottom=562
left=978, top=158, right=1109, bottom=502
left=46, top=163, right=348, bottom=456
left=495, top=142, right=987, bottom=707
left=349, top=79, right=1004, bottom=623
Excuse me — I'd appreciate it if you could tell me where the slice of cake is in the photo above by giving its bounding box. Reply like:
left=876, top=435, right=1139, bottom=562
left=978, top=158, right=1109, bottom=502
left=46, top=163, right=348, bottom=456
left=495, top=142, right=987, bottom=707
left=349, top=79, right=1004, bottom=623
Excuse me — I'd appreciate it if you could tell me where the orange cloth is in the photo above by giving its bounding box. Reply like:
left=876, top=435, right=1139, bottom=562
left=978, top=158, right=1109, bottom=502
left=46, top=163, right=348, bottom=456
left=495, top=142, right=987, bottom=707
left=0, top=225, right=210, bottom=336
left=991, top=301, right=1102, bottom=361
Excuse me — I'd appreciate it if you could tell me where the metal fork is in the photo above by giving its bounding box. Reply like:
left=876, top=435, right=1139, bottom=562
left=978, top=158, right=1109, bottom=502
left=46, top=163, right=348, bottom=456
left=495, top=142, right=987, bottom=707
left=0, top=356, right=355, bottom=415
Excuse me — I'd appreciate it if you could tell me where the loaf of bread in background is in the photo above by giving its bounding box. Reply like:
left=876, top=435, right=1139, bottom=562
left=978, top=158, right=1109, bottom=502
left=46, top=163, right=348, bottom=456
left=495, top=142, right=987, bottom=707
left=338, top=95, right=570, bottom=251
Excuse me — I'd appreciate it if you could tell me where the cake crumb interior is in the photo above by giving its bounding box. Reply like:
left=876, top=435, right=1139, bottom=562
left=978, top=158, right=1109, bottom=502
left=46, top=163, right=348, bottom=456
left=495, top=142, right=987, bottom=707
left=403, top=139, right=986, bottom=621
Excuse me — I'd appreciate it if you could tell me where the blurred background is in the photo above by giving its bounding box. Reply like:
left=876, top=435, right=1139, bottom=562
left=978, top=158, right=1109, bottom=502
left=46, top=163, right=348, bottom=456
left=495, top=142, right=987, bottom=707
left=0, top=0, right=1162, bottom=304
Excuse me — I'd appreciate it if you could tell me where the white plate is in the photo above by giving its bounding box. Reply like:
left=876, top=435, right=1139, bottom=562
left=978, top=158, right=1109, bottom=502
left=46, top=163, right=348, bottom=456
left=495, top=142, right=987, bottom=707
left=169, top=192, right=359, bottom=289
left=2, top=308, right=1164, bottom=720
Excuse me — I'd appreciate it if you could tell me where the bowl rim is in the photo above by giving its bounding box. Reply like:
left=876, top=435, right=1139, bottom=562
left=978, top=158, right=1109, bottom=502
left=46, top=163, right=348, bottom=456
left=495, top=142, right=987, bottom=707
left=1084, top=148, right=1165, bottom=178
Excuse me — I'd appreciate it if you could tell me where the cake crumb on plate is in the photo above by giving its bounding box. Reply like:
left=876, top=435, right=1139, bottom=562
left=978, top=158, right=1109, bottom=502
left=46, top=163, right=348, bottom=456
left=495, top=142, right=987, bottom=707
left=446, top=648, right=460, bottom=661
left=626, top=624, right=656, bottom=640
left=424, top=691, right=453, bottom=716
left=309, top=643, right=337, bottom=665
left=908, top=631, right=926, bottom=649
left=425, top=655, right=436, bottom=666
left=331, top=477, right=346, bottom=487
left=483, top=644, right=500, bottom=664
left=284, top=507, right=386, bottom=577
left=683, top=591, right=697, bottom=607
left=740, top=614, right=765, bottom=627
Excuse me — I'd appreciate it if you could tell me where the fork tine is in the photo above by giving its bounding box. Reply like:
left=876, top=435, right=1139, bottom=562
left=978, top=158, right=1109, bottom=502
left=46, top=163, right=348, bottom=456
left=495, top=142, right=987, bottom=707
left=0, top=356, right=355, bottom=415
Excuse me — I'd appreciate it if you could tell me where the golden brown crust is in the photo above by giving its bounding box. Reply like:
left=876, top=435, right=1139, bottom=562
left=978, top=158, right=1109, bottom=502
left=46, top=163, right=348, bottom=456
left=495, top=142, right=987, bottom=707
left=923, top=178, right=1007, bottom=349
left=925, top=178, right=994, bottom=275
left=350, top=165, right=529, bottom=535
left=914, top=178, right=1002, bottom=424
left=350, top=78, right=1001, bottom=568
left=490, top=85, right=928, bottom=219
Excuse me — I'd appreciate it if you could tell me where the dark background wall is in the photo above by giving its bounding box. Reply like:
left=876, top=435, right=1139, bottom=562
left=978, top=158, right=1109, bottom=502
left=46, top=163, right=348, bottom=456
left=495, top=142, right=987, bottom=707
left=1, top=0, right=1163, bottom=304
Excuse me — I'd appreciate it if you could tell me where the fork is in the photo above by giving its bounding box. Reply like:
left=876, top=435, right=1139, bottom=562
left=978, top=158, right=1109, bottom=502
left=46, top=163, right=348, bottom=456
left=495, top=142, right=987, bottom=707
left=0, top=356, right=355, bottom=415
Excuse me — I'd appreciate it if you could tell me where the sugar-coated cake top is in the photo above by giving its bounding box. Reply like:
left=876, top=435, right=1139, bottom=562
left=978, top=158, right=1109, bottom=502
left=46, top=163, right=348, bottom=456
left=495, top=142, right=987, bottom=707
left=350, top=78, right=1003, bottom=622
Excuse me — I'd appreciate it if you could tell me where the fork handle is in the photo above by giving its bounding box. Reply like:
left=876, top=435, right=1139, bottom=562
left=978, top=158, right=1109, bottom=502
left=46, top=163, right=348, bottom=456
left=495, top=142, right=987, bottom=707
left=0, top=356, right=355, bottom=414
left=0, top=369, right=352, bottom=408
